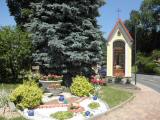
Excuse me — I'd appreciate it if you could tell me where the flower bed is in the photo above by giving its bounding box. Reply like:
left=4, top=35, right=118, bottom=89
left=19, top=96, right=109, bottom=120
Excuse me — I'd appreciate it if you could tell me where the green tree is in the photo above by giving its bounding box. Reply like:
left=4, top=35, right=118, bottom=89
left=7, top=0, right=105, bottom=84
left=125, top=0, right=160, bottom=54
left=7, top=0, right=35, bottom=26
left=0, top=27, right=31, bottom=82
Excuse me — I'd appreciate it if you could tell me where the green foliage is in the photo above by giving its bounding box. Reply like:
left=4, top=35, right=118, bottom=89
left=21, top=8, right=33, bottom=17
left=144, top=62, right=157, bottom=73
left=9, top=117, right=27, bottom=120
left=114, top=77, right=122, bottom=83
left=152, top=50, right=160, bottom=60
left=23, top=71, right=42, bottom=82
left=0, top=116, right=6, bottom=120
left=126, top=78, right=131, bottom=84
left=0, top=26, right=31, bottom=82
left=7, top=0, right=105, bottom=78
left=136, top=52, right=160, bottom=74
left=0, top=116, right=27, bottom=120
left=10, top=81, right=42, bottom=109
left=88, top=102, right=100, bottom=109
left=50, top=111, right=73, bottom=120
left=70, top=76, right=94, bottom=97
left=125, top=0, right=160, bottom=54
left=0, top=88, right=9, bottom=108
left=153, top=67, right=160, bottom=75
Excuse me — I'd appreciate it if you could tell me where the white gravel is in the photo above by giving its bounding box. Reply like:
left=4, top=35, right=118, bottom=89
left=20, top=98, right=109, bottom=120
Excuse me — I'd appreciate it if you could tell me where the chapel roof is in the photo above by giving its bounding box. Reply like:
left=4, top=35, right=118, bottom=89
left=107, top=18, right=133, bottom=42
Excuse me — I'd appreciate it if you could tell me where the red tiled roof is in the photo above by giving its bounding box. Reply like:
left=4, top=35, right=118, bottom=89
left=107, top=18, right=133, bottom=42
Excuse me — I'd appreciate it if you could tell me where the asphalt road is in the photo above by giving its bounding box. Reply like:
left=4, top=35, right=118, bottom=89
left=132, top=74, right=160, bottom=93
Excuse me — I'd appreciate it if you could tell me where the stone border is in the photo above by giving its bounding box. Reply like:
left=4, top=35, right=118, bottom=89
left=89, top=94, right=135, bottom=120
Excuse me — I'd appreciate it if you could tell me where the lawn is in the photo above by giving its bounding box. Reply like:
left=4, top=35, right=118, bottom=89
left=0, top=116, right=26, bottom=120
left=101, top=85, right=133, bottom=108
left=0, top=83, right=20, bottom=91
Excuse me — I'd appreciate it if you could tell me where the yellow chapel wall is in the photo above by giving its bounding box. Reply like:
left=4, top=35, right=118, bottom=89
left=107, top=29, right=132, bottom=77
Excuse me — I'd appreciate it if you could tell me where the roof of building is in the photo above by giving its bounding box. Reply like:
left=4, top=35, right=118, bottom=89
left=107, top=18, right=133, bottom=42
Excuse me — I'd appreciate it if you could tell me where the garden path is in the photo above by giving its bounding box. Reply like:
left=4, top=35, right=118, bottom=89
left=96, top=83, right=160, bottom=120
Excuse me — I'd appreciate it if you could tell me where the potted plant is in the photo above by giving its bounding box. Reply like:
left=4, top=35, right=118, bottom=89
left=39, top=74, right=63, bottom=95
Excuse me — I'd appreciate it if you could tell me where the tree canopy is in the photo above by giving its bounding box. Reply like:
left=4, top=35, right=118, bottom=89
left=125, top=0, right=160, bottom=53
left=7, top=0, right=105, bottom=82
left=0, top=27, right=31, bottom=82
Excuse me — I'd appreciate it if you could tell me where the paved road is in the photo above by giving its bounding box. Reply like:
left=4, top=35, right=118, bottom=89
left=132, top=74, right=160, bottom=93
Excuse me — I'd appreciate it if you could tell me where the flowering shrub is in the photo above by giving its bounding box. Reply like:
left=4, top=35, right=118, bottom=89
left=91, top=76, right=106, bottom=85
left=42, top=74, right=63, bottom=81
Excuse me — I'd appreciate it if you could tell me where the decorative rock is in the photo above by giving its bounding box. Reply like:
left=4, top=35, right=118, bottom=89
left=27, top=110, right=34, bottom=116
left=93, top=96, right=98, bottom=100
left=85, top=111, right=90, bottom=116
left=59, top=95, right=64, bottom=102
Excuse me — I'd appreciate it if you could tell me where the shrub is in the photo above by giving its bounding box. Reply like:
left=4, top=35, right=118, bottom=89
left=88, top=102, right=100, bottom=109
left=50, top=111, right=73, bottom=120
left=10, top=81, right=43, bottom=109
left=125, top=78, right=131, bottom=84
left=115, top=77, right=122, bottom=83
left=153, top=67, right=160, bottom=75
left=24, top=71, right=42, bottom=82
left=144, top=62, right=157, bottom=73
left=70, top=76, right=94, bottom=97
left=0, top=116, right=6, bottom=120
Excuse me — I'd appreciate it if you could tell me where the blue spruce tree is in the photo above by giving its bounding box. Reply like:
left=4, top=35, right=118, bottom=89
left=7, top=0, right=105, bottom=85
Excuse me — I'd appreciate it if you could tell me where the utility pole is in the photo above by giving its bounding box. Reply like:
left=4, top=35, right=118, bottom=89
left=134, top=25, right=137, bottom=85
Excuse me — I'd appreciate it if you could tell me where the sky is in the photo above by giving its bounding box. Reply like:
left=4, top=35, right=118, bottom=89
left=0, top=0, right=143, bottom=38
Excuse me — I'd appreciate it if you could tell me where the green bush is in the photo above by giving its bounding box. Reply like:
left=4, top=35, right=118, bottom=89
left=136, top=52, right=160, bottom=74
left=23, top=71, right=42, bottom=82
left=144, top=62, right=157, bottom=73
left=50, top=111, right=73, bottom=120
left=10, top=81, right=43, bottom=109
left=70, top=76, right=94, bottom=97
left=0, top=116, right=6, bottom=120
left=153, top=67, right=160, bottom=75
left=88, top=102, right=100, bottom=109
left=115, top=77, right=122, bottom=83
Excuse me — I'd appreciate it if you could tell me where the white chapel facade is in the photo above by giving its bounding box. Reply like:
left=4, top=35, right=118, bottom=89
left=107, top=19, right=133, bottom=78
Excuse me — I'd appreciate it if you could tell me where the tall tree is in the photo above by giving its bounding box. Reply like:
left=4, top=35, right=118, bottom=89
left=7, top=0, right=105, bottom=83
left=125, top=0, right=160, bottom=53
left=0, top=27, right=31, bottom=82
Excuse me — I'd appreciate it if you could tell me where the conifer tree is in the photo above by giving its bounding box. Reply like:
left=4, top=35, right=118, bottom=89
left=7, top=0, right=105, bottom=81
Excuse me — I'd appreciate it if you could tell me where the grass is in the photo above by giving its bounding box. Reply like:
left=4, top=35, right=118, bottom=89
left=101, top=85, right=133, bottom=108
left=0, top=83, right=20, bottom=91
left=0, top=116, right=27, bottom=120
left=50, top=111, right=73, bottom=120
left=88, top=102, right=100, bottom=109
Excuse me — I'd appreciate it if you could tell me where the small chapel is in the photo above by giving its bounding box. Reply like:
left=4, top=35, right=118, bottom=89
left=106, top=19, right=133, bottom=79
